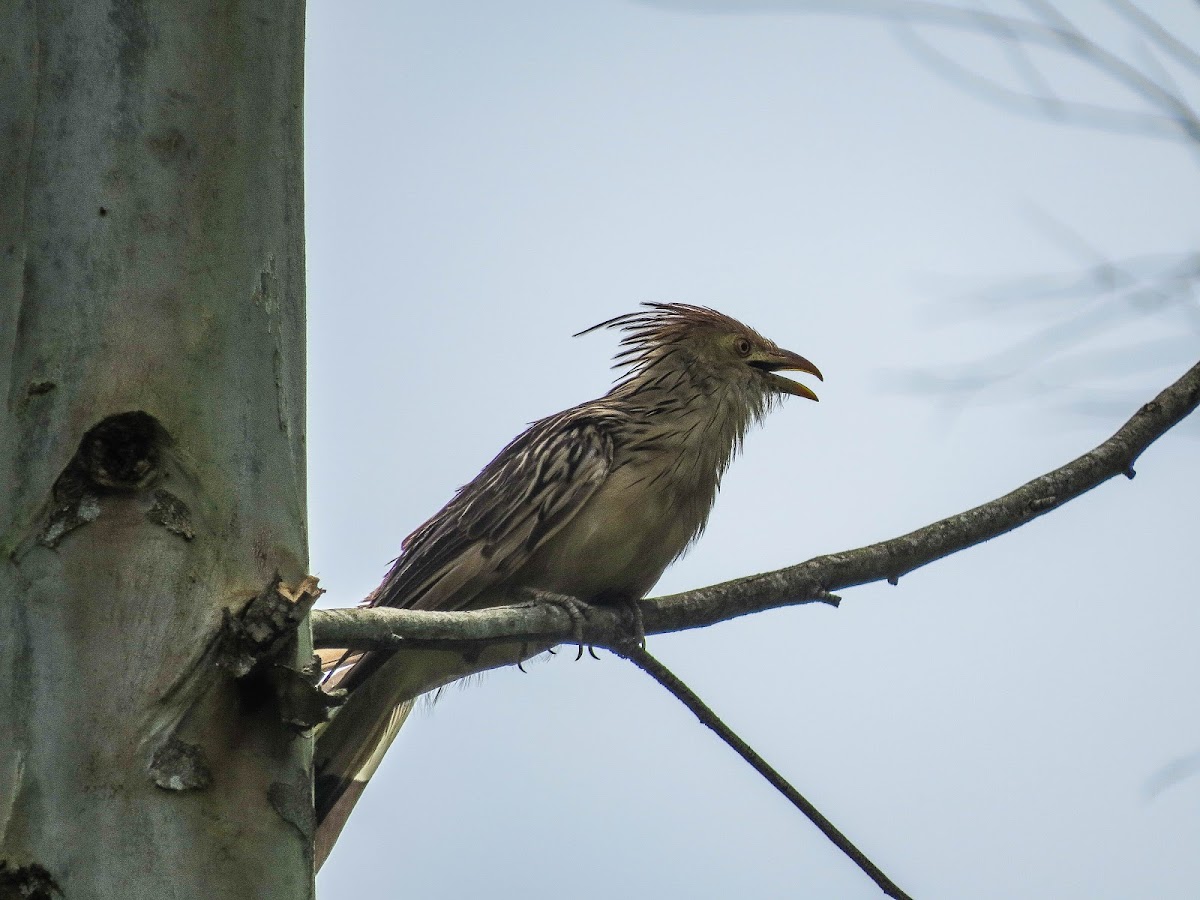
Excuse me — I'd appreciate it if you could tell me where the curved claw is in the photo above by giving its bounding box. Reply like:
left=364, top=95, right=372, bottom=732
left=526, top=588, right=588, bottom=659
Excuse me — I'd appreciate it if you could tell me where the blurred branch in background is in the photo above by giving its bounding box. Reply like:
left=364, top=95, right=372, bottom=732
left=639, top=0, right=1200, bottom=139
left=1145, top=749, right=1200, bottom=801
left=903, top=214, right=1200, bottom=419
left=882, top=0, right=1200, bottom=141
left=878, top=0, right=1200, bottom=411
left=637, top=0, right=1200, bottom=414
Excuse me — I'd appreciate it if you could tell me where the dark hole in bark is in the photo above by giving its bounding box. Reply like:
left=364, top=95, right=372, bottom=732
left=58, top=411, right=169, bottom=497
left=0, top=861, right=62, bottom=899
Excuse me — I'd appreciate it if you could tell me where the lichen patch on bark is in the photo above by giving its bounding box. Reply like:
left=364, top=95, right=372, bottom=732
left=149, top=738, right=212, bottom=792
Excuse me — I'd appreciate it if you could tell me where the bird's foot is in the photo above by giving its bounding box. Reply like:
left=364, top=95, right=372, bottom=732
left=520, top=589, right=645, bottom=658
left=611, top=595, right=646, bottom=652
left=522, top=589, right=591, bottom=660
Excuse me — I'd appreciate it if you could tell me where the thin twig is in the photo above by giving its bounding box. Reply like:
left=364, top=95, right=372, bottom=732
left=618, top=645, right=913, bottom=900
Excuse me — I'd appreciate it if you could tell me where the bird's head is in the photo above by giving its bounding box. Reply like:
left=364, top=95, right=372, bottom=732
left=578, top=303, right=823, bottom=402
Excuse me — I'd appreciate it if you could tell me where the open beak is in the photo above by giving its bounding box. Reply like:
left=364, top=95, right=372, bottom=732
left=752, top=349, right=823, bottom=402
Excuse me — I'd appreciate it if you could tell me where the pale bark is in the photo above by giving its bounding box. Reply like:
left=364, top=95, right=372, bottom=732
left=0, top=1, right=310, bottom=897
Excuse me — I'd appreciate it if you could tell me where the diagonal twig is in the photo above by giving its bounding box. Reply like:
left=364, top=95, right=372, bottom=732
left=618, top=645, right=913, bottom=900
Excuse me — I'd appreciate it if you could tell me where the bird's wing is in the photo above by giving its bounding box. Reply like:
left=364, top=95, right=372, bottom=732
left=314, top=409, right=620, bottom=866
left=320, top=407, right=618, bottom=687
left=371, top=407, right=619, bottom=613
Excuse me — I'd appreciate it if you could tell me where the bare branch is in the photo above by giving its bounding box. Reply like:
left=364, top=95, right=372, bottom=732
left=313, top=356, right=1200, bottom=653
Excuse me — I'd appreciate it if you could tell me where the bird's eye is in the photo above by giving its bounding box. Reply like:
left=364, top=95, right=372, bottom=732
left=734, top=337, right=752, bottom=357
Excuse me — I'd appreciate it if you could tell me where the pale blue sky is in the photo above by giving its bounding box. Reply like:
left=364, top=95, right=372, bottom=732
left=306, top=3, right=1200, bottom=897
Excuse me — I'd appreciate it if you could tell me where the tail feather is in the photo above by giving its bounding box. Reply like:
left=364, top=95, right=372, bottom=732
left=313, top=641, right=547, bottom=869
left=314, top=694, right=414, bottom=870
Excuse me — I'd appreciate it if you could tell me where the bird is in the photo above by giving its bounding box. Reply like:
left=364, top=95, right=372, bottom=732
left=313, top=303, right=822, bottom=866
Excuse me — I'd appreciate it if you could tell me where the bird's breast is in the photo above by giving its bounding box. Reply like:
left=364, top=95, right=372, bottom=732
left=517, top=457, right=717, bottom=602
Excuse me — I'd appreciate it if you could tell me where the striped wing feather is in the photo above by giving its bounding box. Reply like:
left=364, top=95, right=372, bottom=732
left=371, top=407, right=618, bottom=613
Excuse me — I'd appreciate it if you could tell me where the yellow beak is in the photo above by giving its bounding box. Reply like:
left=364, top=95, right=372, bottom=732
left=755, top=349, right=823, bottom=402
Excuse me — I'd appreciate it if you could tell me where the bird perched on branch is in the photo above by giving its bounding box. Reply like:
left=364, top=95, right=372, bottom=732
left=314, top=303, right=822, bottom=865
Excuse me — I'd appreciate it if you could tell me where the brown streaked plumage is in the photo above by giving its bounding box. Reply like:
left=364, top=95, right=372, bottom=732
left=314, top=303, right=822, bottom=866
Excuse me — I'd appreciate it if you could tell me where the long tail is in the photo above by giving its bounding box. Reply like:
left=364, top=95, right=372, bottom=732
left=314, top=644, right=428, bottom=868
left=313, top=641, right=542, bottom=869
left=314, top=687, right=414, bottom=868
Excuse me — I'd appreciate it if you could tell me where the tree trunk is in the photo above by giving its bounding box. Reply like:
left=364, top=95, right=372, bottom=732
left=0, top=1, right=310, bottom=897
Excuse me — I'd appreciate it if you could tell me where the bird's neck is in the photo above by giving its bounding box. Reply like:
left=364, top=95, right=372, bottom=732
left=609, top=363, right=767, bottom=485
